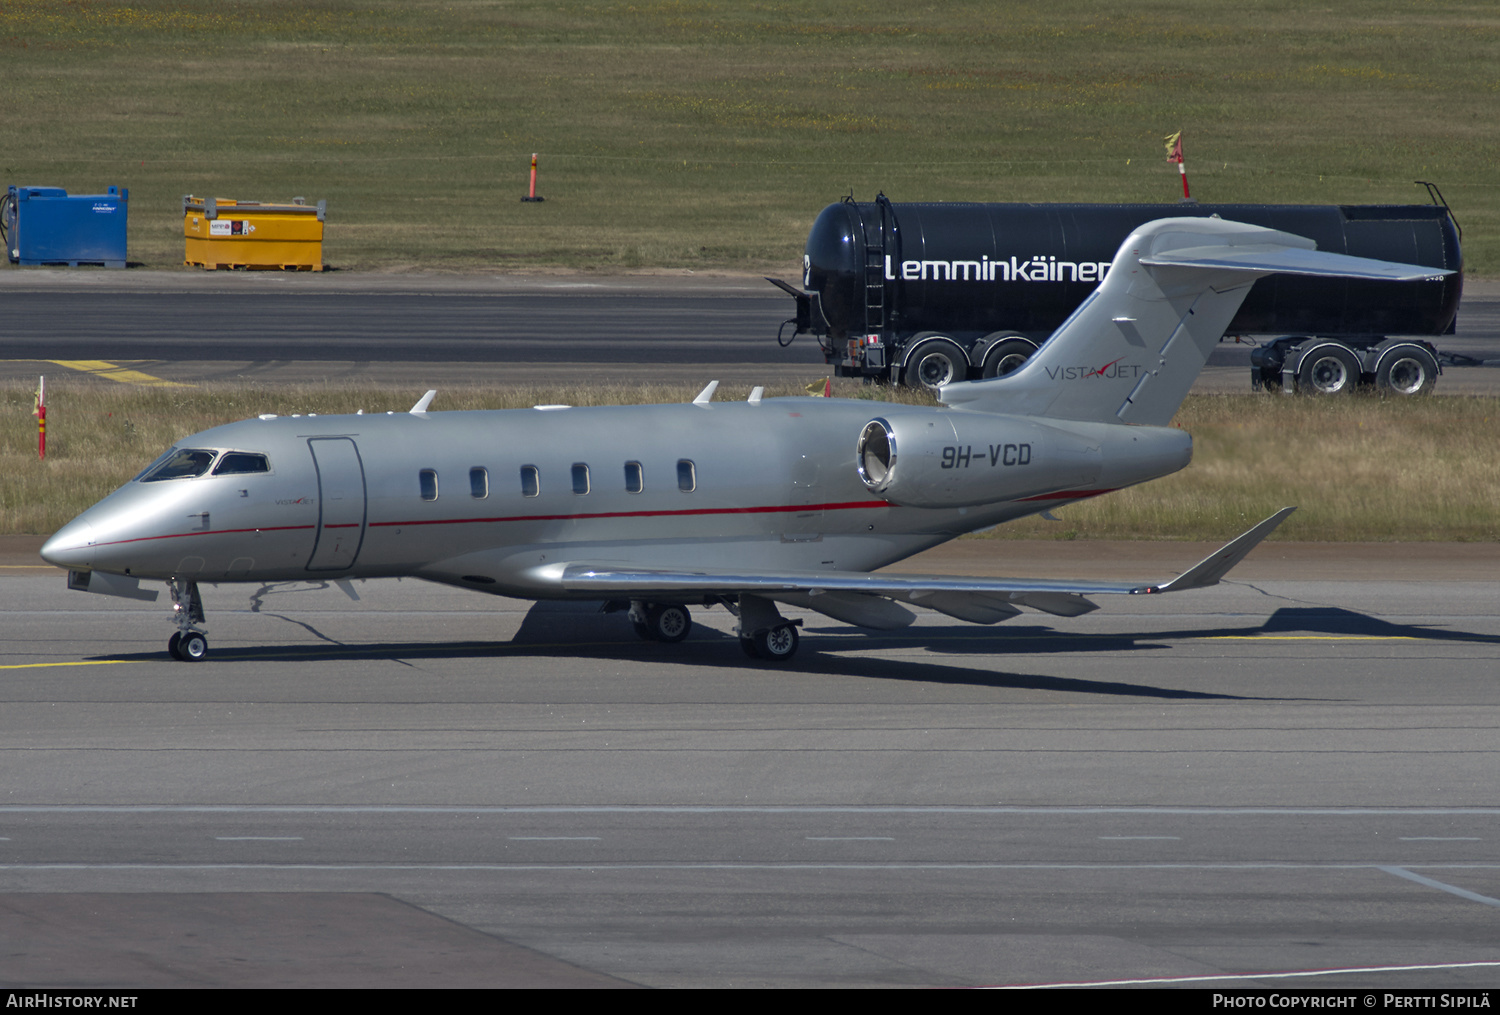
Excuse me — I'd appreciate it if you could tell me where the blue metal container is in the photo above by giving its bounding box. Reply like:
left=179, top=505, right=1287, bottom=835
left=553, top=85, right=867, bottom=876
left=3, top=185, right=129, bottom=268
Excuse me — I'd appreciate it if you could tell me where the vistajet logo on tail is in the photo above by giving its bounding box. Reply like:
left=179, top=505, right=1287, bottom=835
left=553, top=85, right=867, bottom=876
left=1044, top=358, right=1145, bottom=381
left=886, top=255, right=1111, bottom=284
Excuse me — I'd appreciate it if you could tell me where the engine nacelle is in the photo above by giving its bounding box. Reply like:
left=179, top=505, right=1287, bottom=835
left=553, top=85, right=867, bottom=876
left=856, top=412, right=1190, bottom=509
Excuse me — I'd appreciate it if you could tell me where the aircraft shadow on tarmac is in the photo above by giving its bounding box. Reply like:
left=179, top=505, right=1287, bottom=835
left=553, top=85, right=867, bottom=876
left=94, top=598, right=1499, bottom=700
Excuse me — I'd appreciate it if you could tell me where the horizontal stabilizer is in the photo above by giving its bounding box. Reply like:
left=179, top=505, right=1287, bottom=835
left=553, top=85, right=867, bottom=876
left=1141, top=244, right=1453, bottom=282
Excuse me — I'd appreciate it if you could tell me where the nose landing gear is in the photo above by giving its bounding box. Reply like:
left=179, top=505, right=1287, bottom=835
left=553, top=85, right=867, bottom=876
left=167, top=580, right=208, bottom=661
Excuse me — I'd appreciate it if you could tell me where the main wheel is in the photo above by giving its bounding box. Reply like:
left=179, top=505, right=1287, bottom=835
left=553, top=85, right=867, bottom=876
left=1296, top=344, right=1360, bottom=395
left=178, top=632, right=208, bottom=662
left=646, top=603, right=692, bottom=643
left=980, top=336, right=1037, bottom=378
left=902, top=337, right=967, bottom=391
left=1376, top=345, right=1438, bottom=396
left=752, top=624, right=799, bottom=661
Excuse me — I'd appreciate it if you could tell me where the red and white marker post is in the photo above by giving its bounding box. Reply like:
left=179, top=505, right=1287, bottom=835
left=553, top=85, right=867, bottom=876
left=521, top=153, right=545, bottom=202
left=33, top=375, right=46, bottom=460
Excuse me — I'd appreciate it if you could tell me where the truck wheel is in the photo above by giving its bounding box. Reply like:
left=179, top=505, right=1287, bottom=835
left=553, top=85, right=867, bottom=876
left=1375, top=345, right=1438, bottom=396
left=1296, top=344, right=1360, bottom=395
left=981, top=337, right=1037, bottom=378
left=903, top=338, right=967, bottom=391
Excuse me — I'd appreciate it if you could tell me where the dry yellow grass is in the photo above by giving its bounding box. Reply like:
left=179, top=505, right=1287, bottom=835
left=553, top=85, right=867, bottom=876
left=4, top=381, right=1496, bottom=541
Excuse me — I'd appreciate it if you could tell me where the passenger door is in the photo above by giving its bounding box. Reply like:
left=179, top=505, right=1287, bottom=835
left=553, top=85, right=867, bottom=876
left=306, top=437, right=367, bottom=571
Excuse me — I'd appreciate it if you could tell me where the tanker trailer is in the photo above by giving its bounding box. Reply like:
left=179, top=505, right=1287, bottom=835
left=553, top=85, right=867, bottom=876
left=769, top=193, right=1462, bottom=394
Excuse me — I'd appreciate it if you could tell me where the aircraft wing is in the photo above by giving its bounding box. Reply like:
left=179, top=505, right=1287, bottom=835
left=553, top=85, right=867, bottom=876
left=560, top=507, right=1294, bottom=627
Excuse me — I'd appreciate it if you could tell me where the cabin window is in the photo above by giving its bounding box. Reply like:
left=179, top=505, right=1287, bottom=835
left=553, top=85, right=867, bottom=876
left=571, top=463, right=590, bottom=495
left=213, top=452, right=271, bottom=476
left=469, top=467, right=488, bottom=499
left=520, top=465, right=539, bottom=498
left=140, top=448, right=217, bottom=483
left=677, top=459, right=696, bottom=492
left=419, top=469, right=438, bottom=501
left=624, top=461, right=644, bottom=494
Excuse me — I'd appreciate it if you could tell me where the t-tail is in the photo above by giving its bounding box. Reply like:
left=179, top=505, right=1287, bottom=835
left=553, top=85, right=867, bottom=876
left=940, top=216, right=1454, bottom=426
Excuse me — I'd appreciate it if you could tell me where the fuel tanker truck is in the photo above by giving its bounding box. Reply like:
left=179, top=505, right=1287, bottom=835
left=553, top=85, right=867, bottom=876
left=769, top=193, right=1463, bottom=394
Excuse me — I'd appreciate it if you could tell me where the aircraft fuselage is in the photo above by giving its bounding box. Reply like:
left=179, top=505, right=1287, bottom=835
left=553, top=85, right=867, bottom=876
left=42, top=397, right=1191, bottom=598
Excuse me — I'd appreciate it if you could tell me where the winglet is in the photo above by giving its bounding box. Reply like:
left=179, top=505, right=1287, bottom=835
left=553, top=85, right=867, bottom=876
left=410, top=390, right=437, bottom=414
left=693, top=380, right=720, bottom=405
left=1138, top=507, right=1295, bottom=594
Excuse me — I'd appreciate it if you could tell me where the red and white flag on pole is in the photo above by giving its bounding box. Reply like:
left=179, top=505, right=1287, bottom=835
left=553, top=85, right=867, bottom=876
left=1163, top=130, right=1190, bottom=199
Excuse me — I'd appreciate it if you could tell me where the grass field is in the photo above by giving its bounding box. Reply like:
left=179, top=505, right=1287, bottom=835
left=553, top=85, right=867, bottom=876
left=5, top=380, right=1497, bottom=541
left=1, top=1, right=1496, bottom=273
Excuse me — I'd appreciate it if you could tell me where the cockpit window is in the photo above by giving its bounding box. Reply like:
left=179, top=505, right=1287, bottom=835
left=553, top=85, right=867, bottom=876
left=139, top=448, right=217, bottom=482
left=131, top=449, right=178, bottom=482
left=213, top=452, right=271, bottom=476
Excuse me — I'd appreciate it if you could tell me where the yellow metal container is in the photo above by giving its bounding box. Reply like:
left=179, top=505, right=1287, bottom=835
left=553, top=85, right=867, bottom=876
left=183, top=196, right=326, bottom=270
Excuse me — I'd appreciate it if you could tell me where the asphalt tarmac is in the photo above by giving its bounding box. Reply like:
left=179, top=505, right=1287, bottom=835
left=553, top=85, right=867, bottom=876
left=3, top=541, right=1499, bottom=988
left=1, top=270, right=1497, bottom=988
left=1, top=270, right=1497, bottom=392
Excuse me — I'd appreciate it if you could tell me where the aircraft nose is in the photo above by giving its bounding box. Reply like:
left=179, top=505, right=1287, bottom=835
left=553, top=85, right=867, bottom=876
left=40, top=520, right=94, bottom=570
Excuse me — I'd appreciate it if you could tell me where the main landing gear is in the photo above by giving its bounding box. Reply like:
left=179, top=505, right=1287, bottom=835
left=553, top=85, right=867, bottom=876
left=735, top=594, right=802, bottom=662
left=167, top=579, right=208, bottom=662
left=626, top=595, right=804, bottom=661
left=629, top=601, right=693, bottom=643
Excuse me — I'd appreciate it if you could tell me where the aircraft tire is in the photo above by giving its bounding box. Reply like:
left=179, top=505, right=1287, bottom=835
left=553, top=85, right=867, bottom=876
left=632, top=620, right=653, bottom=642
left=179, top=632, right=208, bottom=662
left=739, top=637, right=762, bottom=659
left=167, top=632, right=183, bottom=660
left=753, top=624, right=799, bottom=661
left=646, top=603, right=692, bottom=643
left=1295, top=343, right=1360, bottom=395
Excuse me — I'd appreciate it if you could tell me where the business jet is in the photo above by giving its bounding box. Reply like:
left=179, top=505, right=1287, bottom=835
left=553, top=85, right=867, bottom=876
left=40, top=216, right=1450, bottom=661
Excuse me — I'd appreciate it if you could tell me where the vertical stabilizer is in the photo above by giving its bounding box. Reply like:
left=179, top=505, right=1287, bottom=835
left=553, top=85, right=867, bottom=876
left=939, top=216, right=1451, bottom=425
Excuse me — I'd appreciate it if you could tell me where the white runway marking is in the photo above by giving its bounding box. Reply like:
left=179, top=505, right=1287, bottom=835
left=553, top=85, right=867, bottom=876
left=4, top=805, right=1500, bottom=816
left=991, top=959, right=1500, bottom=988
left=508, top=836, right=601, bottom=841
left=1380, top=866, right=1500, bottom=907
left=4, top=862, right=1500, bottom=873
left=806, top=837, right=894, bottom=841
left=214, top=836, right=304, bottom=841
left=1401, top=836, right=1482, bottom=841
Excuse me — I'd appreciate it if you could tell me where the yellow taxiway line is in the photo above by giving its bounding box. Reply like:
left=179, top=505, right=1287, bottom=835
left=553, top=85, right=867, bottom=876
left=0, top=660, right=138, bottom=670
left=44, top=360, right=188, bottom=387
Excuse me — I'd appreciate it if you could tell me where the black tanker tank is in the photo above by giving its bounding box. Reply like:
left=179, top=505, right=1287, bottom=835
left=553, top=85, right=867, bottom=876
left=771, top=194, right=1463, bottom=394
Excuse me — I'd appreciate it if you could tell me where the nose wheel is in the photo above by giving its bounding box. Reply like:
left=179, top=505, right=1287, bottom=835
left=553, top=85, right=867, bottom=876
left=167, top=579, right=209, bottom=662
